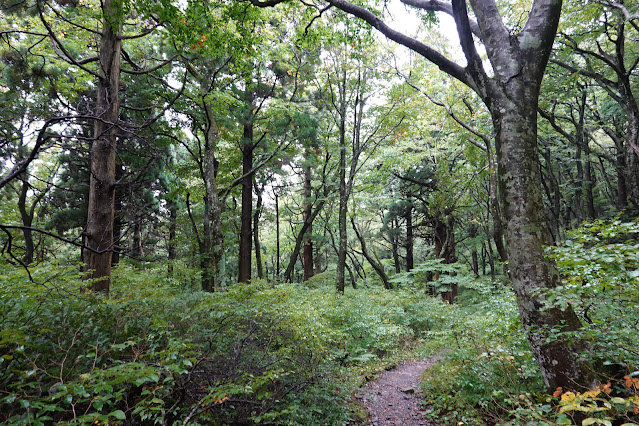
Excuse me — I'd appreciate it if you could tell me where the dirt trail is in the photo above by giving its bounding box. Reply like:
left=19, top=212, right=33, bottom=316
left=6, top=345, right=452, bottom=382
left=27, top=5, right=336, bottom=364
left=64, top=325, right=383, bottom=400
left=358, top=359, right=438, bottom=426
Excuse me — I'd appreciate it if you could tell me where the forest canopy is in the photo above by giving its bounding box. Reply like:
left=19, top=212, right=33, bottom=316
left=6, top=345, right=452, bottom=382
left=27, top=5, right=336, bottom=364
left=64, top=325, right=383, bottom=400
left=1, top=0, right=638, bottom=423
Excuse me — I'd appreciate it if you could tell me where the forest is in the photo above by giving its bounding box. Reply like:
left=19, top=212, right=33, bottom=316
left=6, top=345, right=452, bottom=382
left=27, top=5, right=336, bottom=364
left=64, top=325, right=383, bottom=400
left=0, top=0, right=638, bottom=423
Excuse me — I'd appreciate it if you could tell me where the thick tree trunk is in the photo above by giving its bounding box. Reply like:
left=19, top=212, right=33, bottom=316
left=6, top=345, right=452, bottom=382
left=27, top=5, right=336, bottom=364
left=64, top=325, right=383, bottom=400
left=302, top=164, right=314, bottom=281
left=238, top=120, right=254, bottom=283
left=493, top=102, right=587, bottom=391
left=84, top=0, right=122, bottom=293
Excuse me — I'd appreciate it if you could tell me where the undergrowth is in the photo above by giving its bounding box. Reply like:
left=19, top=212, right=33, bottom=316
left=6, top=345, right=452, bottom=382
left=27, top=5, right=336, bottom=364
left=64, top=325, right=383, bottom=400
left=0, top=264, right=444, bottom=424
left=1, top=219, right=637, bottom=424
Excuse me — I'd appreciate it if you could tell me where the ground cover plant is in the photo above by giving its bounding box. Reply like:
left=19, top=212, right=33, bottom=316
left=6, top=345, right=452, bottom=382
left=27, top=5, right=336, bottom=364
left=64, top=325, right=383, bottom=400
left=0, top=264, right=448, bottom=424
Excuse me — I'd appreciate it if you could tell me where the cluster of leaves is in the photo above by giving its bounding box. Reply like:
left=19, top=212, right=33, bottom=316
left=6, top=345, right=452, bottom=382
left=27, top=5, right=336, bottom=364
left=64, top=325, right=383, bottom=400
left=0, top=261, right=444, bottom=424
left=546, top=219, right=639, bottom=370
left=418, top=280, right=545, bottom=425
left=552, top=378, right=639, bottom=425
left=418, top=219, right=639, bottom=425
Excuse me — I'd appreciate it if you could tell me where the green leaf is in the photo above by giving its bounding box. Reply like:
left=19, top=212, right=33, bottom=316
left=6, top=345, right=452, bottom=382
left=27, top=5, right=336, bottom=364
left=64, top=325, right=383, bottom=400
left=582, top=419, right=597, bottom=426
left=110, top=410, right=126, bottom=420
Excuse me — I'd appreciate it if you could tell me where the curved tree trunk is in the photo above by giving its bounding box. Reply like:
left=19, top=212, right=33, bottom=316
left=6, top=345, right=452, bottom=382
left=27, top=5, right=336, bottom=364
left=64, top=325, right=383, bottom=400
left=351, top=217, right=392, bottom=289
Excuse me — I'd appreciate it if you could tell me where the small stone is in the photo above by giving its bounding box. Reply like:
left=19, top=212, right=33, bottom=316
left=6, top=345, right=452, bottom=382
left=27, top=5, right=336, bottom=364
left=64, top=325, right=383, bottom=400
left=400, top=387, right=415, bottom=394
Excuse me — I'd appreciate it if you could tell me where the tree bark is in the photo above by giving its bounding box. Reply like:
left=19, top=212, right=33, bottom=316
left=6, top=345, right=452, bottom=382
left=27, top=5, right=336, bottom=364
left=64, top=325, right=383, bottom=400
left=351, top=217, right=392, bottom=289
left=18, top=177, right=34, bottom=265
left=336, top=69, right=348, bottom=294
left=84, top=0, right=122, bottom=293
left=392, top=218, right=401, bottom=273
left=167, top=200, right=177, bottom=275
left=302, top=163, right=314, bottom=281
left=201, top=101, right=224, bottom=292
left=253, top=179, right=264, bottom=280
left=238, top=117, right=254, bottom=283
left=404, top=205, right=414, bottom=272
left=275, top=191, right=280, bottom=278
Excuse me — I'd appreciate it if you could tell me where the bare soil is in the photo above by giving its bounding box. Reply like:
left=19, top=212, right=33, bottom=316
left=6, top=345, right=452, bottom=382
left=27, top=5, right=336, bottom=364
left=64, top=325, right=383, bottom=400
left=357, top=359, right=438, bottom=426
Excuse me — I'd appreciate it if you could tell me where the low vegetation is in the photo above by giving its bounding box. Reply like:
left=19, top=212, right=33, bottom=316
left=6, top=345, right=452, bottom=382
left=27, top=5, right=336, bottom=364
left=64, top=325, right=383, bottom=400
left=1, top=219, right=637, bottom=424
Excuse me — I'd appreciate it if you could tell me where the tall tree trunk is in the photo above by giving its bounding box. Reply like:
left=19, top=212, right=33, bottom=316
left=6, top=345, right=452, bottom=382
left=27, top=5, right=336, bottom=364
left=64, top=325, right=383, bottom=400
left=624, top=113, right=639, bottom=209
left=434, top=213, right=457, bottom=303
left=404, top=205, right=414, bottom=272
left=284, top=196, right=326, bottom=282
left=238, top=119, right=254, bottom=283
left=201, top=101, right=224, bottom=292
left=616, top=147, right=628, bottom=209
left=584, top=142, right=596, bottom=219
left=18, top=176, right=34, bottom=265
left=167, top=200, right=177, bottom=275
left=493, top=102, right=587, bottom=391
left=336, top=70, right=348, bottom=294
left=487, top=142, right=508, bottom=263
left=253, top=179, right=264, bottom=280
left=84, top=0, right=122, bottom=293
left=302, top=164, right=314, bottom=281
left=392, top=218, right=401, bottom=273
left=275, top=192, right=280, bottom=278
left=111, top=162, right=123, bottom=265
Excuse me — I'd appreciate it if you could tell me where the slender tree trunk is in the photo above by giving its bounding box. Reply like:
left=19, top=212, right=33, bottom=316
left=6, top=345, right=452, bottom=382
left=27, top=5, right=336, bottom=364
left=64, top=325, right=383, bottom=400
left=584, top=142, right=596, bottom=219
left=253, top=179, right=264, bottom=280
left=111, top=163, right=123, bottom=265
left=392, top=218, right=401, bottom=273
left=275, top=192, right=280, bottom=278
left=616, top=148, right=628, bottom=209
left=238, top=119, right=254, bottom=283
left=18, top=177, right=34, bottom=265
left=405, top=205, right=414, bottom=272
left=133, top=216, right=144, bottom=258
left=351, top=217, right=392, bottom=289
left=84, top=0, right=122, bottom=293
left=302, top=164, right=314, bottom=281
left=487, top=142, right=508, bottom=263
left=167, top=201, right=177, bottom=275
left=284, top=197, right=326, bottom=282
left=624, top=113, right=639, bottom=209
left=336, top=70, right=348, bottom=293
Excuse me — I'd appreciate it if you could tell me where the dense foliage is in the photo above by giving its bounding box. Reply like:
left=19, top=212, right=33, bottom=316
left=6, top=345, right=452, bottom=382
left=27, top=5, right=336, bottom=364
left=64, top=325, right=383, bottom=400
left=2, top=0, right=639, bottom=423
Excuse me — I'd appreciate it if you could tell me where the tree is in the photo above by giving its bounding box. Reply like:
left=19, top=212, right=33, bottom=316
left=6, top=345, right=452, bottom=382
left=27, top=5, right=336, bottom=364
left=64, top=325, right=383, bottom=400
left=551, top=0, right=639, bottom=210
left=250, top=0, right=591, bottom=391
